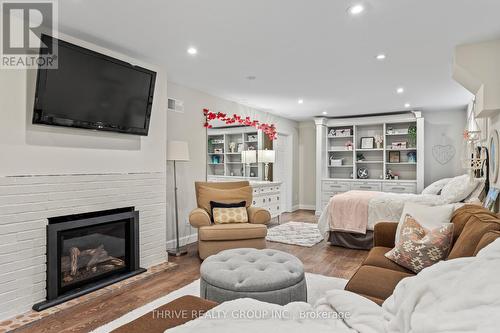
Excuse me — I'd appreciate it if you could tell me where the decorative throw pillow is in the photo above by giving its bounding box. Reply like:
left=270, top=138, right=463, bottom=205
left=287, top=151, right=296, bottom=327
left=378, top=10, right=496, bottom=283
left=386, top=215, right=454, bottom=273
left=210, top=201, right=248, bottom=224
left=439, top=174, right=479, bottom=203
left=421, top=178, right=452, bottom=195
left=395, top=202, right=454, bottom=244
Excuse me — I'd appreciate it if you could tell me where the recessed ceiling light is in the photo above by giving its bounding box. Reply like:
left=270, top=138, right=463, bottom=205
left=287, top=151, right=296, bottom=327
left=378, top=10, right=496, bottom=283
left=187, top=47, right=197, bottom=55
left=376, top=54, right=386, bottom=60
left=322, top=111, right=328, bottom=115
left=397, top=87, right=405, bottom=94
left=246, top=75, right=256, bottom=80
left=348, top=4, right=365, bottom=16
left=298, top=99, right=304, bottom=104
left=404, top=103, right=411, bottom=108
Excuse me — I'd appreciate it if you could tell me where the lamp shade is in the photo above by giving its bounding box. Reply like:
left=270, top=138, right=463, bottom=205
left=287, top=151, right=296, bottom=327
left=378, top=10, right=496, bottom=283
left=167, top=141, right=190, bottom=161
left=258, top=149, right=275, bottom=163
left=241, top=150, right=257, bottom=164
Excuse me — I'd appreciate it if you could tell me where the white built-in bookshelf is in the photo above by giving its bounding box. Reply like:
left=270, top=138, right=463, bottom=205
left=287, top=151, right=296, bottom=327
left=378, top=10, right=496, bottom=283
left=315, top=112, right=424, bottom=215
left=207, top=127, right=263, bottom=180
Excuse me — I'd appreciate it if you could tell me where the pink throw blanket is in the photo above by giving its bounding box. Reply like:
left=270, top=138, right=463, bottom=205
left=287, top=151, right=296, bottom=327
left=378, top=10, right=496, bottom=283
left=329, top=190, right=382, bottom=234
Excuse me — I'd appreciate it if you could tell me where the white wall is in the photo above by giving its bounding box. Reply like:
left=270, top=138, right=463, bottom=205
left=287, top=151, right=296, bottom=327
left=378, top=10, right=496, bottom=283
left=0, top=34, right=167, bottom=177
left=0, top=33, right=168, bottom=320
left=298, top=121, right=316, bottom=209
left=166, top=81, right=299, bottom=245
left=422, top=108, right=467, bottom=186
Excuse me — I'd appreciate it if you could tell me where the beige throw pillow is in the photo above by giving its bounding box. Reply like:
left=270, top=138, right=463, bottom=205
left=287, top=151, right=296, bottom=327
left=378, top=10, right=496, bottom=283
left=213, top=207, right=248, bottom=224
left=386, top=215, right=454, bottom=273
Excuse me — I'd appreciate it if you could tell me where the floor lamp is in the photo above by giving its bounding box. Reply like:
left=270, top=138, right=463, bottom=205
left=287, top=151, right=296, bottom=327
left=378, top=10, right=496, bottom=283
left=167, top=140, right=190, bottom=257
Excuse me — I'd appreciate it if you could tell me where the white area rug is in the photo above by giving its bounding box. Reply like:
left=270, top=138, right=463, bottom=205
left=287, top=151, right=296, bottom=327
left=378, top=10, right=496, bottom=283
left=91, top=272, right=347, bottom=333
left=266, top=222, right=324, bottom=247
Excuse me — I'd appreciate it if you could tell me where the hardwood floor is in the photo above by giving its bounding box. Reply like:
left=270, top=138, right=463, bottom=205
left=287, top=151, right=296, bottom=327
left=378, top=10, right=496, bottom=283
left=15, top=210, right=368, bottom=333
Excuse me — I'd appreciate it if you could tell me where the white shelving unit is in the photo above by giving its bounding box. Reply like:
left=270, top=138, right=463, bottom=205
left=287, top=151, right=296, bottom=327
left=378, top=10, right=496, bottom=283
left=314, top=112, right=424, bottom=215
left=207, top=127, right=264, bottom=180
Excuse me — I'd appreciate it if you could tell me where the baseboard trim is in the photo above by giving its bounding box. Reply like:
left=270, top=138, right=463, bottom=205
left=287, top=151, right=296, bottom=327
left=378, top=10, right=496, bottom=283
left=166, top=233, right=198, bottom=248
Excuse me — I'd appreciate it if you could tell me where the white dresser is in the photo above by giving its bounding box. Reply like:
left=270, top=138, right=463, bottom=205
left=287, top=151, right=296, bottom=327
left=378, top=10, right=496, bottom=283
left=251, top=181, right=283, bottom=220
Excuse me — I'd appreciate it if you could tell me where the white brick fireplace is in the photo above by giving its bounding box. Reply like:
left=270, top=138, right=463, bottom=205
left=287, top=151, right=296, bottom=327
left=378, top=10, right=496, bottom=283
left=0, top=172, right=167, bottom=320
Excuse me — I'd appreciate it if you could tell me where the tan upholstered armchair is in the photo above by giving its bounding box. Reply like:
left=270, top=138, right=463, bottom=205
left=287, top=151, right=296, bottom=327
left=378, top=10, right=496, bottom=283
left=189, top=181, right=271, bottom=259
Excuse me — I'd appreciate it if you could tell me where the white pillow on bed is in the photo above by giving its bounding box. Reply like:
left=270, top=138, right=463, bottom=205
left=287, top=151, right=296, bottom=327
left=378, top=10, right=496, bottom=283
left=421, top=178, right=452, bottom=195
left=395, top=202, right=454, bottom=244
left=440, top=174, right=479, bottom=203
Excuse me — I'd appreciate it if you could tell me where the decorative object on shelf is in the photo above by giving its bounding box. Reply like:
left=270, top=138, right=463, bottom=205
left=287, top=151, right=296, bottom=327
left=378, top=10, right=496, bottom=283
left=407, top=151, right=417, bottom=163
left=357, top=167, right=369, bottom=179
left=394, top=128, right=409, bottom=135
left=356, top=153, right=365, bottom=161
left=203, top=109, right=277, bottom=140
left=374, top=135, right=383, bottom=149
left=230, top=171, right=235, bottom=176
left=214, top=148, right=223, bottom=154
left=330, top=156, right=344, bottom=166
left=211, top=139, right=224, bottom=144
left=392, top=141, right=407, bottom=149
left=250, top=171, right=255, bottom=177
left=212, top=155, right=221, bottom=164
left=237, top=143, right=243, bottom=152
left=407, top=124, right=417, bottom=147
left=489, top=130, right=499, bottom=183
left=258, top=149, right=276, bottom=181
left=329, top=128, right=352, bottom=137
left=387, top=126, right=394, bottom=135
left=248, top=134, right=258, bottom=142
left=229, top=142, right=236, bottom=153
left=386, top=169, right=395, bottom=179
left=345, top=141, right=353, bottom=150
left=360, top=137, right=375, bottom=149
left=389, top=151, right=400, bottom=163
left=167, top=141, right=190, bottom=256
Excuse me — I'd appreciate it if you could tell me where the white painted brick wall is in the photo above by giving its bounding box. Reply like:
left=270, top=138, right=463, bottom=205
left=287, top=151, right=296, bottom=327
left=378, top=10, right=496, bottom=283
left=0, top=172, right=167, bottom=320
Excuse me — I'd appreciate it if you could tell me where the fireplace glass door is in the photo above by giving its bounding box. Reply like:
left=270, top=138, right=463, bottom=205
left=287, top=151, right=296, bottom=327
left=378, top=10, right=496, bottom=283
left=59, top=220, right=129, bottom=293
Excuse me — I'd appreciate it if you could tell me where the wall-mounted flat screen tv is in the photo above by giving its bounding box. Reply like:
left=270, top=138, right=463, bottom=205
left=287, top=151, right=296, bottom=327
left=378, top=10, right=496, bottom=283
left=33, top=35, right=157, bottom=136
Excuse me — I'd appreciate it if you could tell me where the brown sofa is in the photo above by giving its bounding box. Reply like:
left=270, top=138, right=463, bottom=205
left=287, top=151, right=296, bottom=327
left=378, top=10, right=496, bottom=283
left=189, top=181, right=271, bottom=259
left=346, top=205, right=500, bottom=305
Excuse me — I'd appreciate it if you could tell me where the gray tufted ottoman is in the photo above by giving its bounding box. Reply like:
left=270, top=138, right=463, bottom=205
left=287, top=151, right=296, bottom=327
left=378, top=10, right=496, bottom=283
left=200, top=248, right=307, bottom=305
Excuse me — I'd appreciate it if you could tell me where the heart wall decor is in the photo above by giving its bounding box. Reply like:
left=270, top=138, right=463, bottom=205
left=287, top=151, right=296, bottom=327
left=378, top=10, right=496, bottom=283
left=432, top=145, right=456, bottom=165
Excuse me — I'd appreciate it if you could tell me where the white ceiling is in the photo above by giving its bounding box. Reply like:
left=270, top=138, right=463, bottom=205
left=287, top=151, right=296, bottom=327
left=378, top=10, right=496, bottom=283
left=58, top=0, right=500, bottom=120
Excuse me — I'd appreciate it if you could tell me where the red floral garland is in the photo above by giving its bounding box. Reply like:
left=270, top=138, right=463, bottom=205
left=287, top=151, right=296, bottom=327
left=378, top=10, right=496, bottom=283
left=203, top=108, right=277, bottom=140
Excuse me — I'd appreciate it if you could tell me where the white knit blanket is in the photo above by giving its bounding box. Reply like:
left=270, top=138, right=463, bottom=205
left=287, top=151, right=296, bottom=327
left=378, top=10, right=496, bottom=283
left=170, top=239, right=500, bottom=332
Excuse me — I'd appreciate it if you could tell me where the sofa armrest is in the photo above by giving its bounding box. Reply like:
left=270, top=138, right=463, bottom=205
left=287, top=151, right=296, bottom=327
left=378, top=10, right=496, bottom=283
left=373, top=222, right=399, bottom=248
left=247, top=206, right=271, bottom=225
left=189, top=208, right=211, bottom=228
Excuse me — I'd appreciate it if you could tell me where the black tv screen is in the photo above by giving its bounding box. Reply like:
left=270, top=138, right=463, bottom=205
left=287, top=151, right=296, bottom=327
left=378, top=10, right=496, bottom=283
left=33, top=35, right=156, bottom=136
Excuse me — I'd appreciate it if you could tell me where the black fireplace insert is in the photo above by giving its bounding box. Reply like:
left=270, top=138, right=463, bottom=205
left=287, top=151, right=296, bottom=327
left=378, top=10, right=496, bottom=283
left=33, top=207, right=145, bottom=311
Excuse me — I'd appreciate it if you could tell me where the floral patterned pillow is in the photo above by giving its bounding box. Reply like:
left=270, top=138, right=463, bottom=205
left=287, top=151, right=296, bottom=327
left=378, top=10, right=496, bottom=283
left=385, top=215, right=454, bottom=273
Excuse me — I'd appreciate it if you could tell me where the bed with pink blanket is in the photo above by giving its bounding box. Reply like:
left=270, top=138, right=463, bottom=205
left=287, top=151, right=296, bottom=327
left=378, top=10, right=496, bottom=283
left=317, top=190, right=455, bottom=249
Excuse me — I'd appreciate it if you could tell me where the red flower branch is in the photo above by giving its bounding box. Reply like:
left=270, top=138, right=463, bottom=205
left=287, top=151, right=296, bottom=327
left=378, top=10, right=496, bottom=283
left=203, top=108, right=277, bottom=140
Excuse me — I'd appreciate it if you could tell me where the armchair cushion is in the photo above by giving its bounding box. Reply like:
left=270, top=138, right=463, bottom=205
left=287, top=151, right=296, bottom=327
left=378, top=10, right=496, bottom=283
left=197, top=185, right=252, bottom=215
left=247, top=206, right=271, bottom=224
left=189, top=208, right=211, bottom=228
left=198, top=223, right=267, bottom=241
